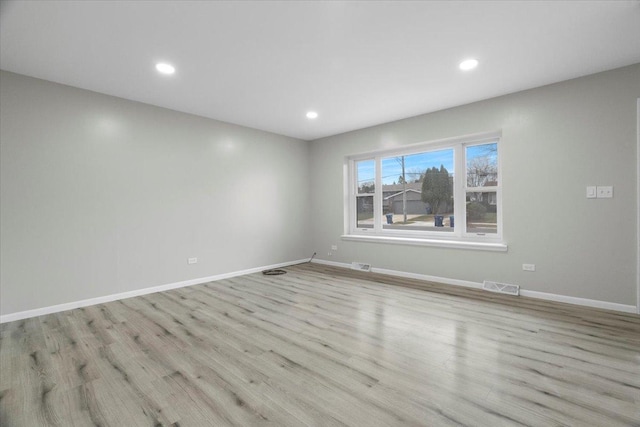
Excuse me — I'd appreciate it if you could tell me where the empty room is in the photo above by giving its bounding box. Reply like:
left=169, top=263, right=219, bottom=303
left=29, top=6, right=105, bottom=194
left=1, top=1, right=639, bottom=426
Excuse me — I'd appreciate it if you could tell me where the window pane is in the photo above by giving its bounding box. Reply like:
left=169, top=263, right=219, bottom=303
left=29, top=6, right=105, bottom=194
left=356, top=195, right=374, bottom=228
left=381, top=149, right=454, bottom=232
left=356, top=160, right=375, bottom=194
left=466, top=191, right=497, bottom=234
left=466, top=143, right=498, bottom=188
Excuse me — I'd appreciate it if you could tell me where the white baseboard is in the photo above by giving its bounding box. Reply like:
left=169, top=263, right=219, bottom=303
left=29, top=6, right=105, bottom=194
left=4, top=257, right=635, bottom=323
left=313, top=258, right=482, bottom=289
left=372, top=266, right=484, bottom=290
left=311, top=259, right=637, bottom=314
left=518, top=290, right=636, bottom=313
left=0, top=259, right=309, bottom=323
left=310, top=259, right=350, bottom=269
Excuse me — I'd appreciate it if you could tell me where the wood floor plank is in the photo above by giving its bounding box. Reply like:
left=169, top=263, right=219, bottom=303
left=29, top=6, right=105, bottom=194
left=1, top=263, right=639, bottom=426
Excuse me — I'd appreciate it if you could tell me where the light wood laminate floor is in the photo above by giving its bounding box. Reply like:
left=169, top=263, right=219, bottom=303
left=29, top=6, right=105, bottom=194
left=1, top=263, right=639, bottom=426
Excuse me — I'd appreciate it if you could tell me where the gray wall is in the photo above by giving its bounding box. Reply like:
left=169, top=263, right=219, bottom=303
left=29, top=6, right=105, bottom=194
left=0, top=71, right=311, bottom=315
left=2, top=64, right=638, bottom=316
left=309, top=64, right=639, bottom=306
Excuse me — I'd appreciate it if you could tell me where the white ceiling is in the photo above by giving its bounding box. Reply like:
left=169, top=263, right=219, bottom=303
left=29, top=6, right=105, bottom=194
left=1, top=1, right=639, bottom=141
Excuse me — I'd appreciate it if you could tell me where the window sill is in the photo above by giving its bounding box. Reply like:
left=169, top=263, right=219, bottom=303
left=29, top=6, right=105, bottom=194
left=341, top=234, right=508, bottom=252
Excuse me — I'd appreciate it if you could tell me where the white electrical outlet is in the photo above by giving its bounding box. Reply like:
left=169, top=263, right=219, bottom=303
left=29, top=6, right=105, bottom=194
left=596, top=186, right=613, bottom=198
left=331, top=245, right=338, bottom=251
left=188, top=257, right=198, bottom=264
left=522, top=264, right=535, bottom=272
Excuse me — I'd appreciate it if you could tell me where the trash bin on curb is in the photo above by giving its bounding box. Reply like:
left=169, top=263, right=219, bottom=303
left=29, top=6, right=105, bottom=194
left=385, top=213, right=393, bottom=224
left=434, top=215, right=444, bottom=227
left=449, top=216, right=455, bottom=228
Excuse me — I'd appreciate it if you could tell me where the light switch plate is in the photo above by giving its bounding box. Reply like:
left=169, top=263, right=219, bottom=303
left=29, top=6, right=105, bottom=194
left=586, top=186, right=597, bottom=198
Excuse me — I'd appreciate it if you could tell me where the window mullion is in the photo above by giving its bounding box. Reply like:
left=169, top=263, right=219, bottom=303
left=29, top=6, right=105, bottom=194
left=349, top=159, right=356, bottom=234
left=374, top=156, right=383, bottom=232
left=454, top=144, right=464, bottom=237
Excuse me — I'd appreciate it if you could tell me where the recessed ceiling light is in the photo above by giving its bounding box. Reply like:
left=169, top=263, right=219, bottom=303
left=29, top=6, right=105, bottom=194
left=156, top=63, right=175, bottom=75
left=459, top=59, right=479, bottom=71
left=306, top=111, right=318, bottom=119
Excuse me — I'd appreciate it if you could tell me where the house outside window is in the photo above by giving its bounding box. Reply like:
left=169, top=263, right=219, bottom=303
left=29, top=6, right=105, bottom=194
left=346, top=132, right=503, bottom=249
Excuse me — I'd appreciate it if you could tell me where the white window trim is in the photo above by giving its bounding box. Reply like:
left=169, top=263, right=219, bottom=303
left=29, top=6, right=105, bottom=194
left=344, top=131, right=505, bottom=251
left=341, top=234, right=508, bottom=252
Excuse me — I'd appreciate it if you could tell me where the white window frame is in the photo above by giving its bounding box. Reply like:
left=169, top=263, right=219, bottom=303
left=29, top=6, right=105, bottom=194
left=344, top=131, right=506, bottom=251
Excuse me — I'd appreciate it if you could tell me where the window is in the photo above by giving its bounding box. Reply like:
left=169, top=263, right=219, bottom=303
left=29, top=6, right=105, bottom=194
left=346, top=132, right=503, bottom=249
